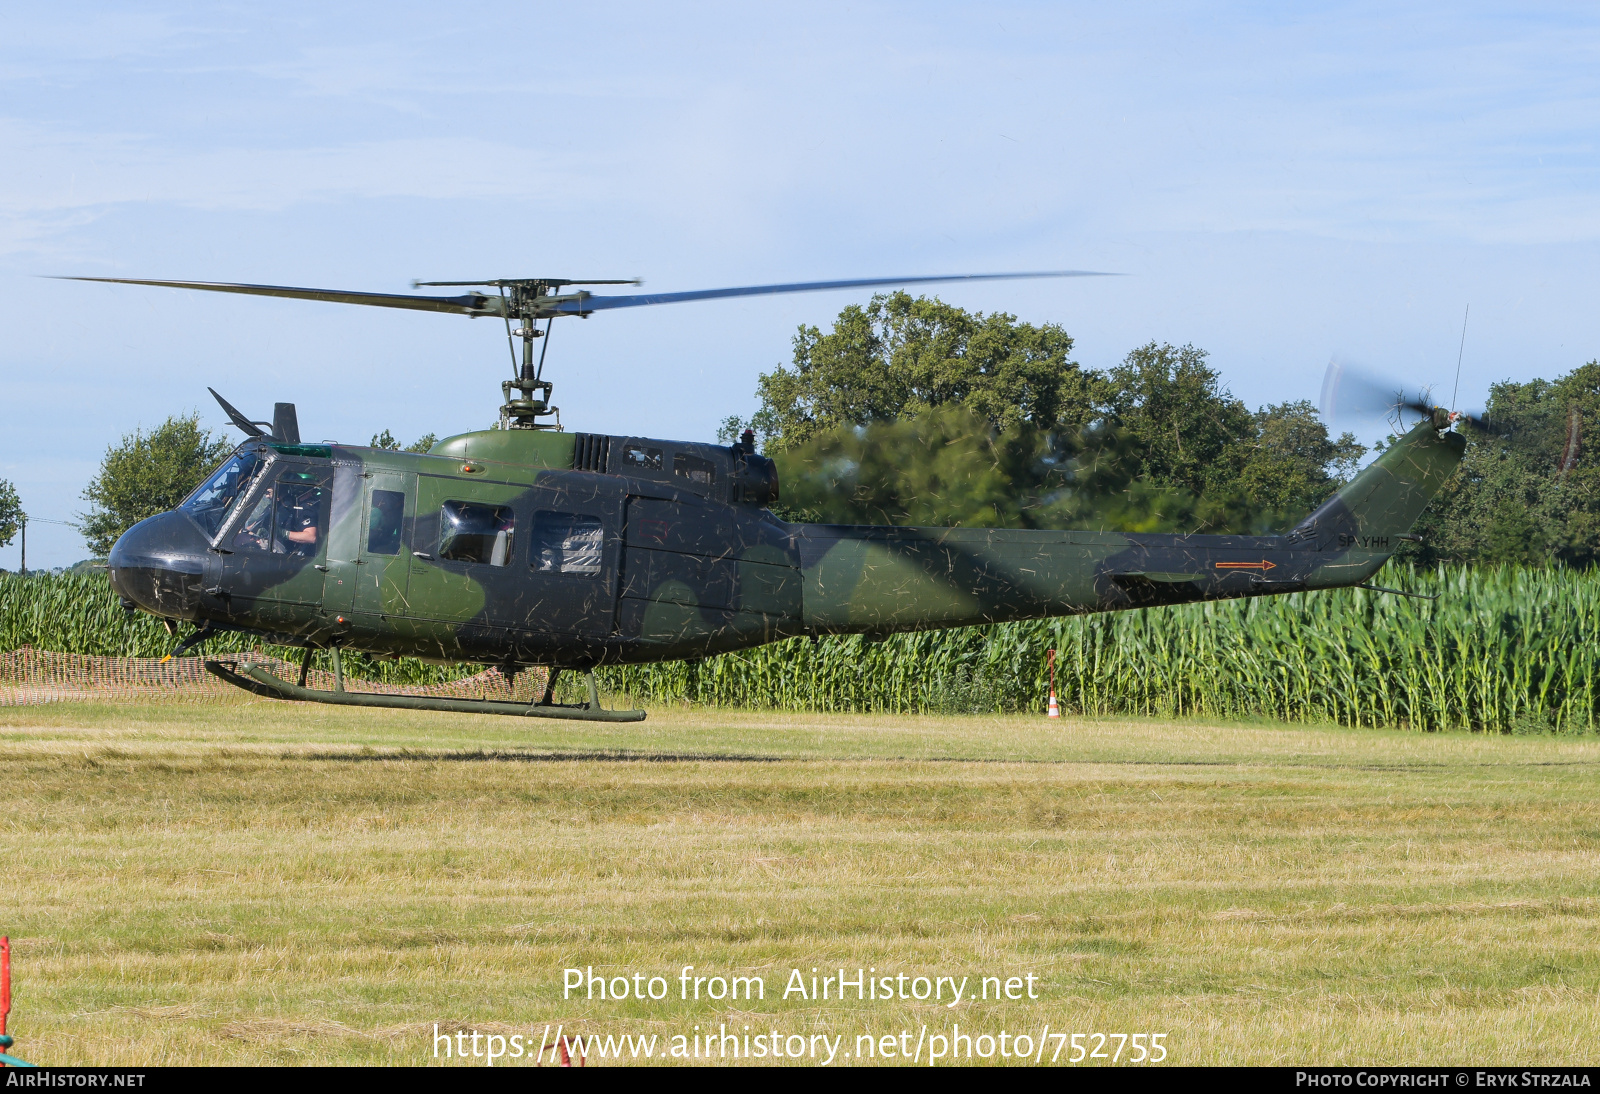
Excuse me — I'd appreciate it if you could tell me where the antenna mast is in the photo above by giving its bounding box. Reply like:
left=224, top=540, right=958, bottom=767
left=1451, top=304, right=1469, bottom=414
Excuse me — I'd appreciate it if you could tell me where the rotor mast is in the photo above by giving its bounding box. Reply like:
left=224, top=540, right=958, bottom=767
left=413, top=277, right=640, bottom=430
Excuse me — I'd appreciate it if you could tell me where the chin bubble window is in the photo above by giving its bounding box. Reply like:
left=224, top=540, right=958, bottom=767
left=529, top=512, right=604, bottom=575
left=439, top=501, right=516, bottom=566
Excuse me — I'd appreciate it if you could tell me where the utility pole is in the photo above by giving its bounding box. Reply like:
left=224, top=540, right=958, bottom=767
left=14, top=515, right=75, bottom=576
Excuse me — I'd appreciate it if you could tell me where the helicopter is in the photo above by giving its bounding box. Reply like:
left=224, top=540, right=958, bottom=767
left=79, top=271, right=1468, bottom=721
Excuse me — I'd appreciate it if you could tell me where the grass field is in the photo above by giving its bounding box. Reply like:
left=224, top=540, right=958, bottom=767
left=2, top=701, right=1598, bottom=1066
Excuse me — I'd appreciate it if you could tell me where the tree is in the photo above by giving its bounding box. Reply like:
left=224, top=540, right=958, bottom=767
left=747, top=300, right=1365, bottom=535
left=1232, top=401, right=1367, bottom=521
left=750, top=291, right=1094, bottom=450
left=1097, top=343, right=1257, bottom=496
left=0, top=479, right=19, bottom=549
left=772, top=406, right=1211, bottom=532
left=370, top=430, right=438, bottom=453
left=1400, top=360, right=1600, bottom=568
left=79, top=415, right=233, bottom=556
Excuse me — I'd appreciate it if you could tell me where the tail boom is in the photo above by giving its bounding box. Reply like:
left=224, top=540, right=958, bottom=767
left=796, top=421, right=1464, bottom=635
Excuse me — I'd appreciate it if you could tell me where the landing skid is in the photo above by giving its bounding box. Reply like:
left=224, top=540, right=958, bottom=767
left=203, top=659, right=647, bottom=722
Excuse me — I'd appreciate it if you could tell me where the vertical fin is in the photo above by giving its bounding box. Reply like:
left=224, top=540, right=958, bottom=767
left=1291, top=420, right=1464, bottom=551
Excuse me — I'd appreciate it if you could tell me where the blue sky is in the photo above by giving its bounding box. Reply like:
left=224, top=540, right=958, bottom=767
left=4, top=2, right=1600, bottom=567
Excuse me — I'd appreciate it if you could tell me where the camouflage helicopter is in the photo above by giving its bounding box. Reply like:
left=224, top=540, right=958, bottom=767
left=78, top=272, right=1468, bottom=721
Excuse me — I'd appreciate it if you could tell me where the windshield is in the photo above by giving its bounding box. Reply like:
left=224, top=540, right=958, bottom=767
left=180, top=450, right=266, bottom=539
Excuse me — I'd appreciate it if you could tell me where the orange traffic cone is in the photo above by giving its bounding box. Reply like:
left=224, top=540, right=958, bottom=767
left=1045, top=648, right=1061, bottom=717
left=1047, top=693, right=1060, bottom=718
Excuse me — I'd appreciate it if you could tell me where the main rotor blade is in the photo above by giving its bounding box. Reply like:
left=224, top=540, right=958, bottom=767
left=57, top=277, right=494, bottom=315
left=551, top=270, right=1113, bottom=314
left=59, top=270, right=1110, bottom=321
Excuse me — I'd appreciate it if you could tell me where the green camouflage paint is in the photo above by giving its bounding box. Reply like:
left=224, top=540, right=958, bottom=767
left=108, top=419, right=1466, bottom=672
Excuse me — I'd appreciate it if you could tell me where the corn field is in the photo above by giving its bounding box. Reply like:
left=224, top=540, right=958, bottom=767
left=3, top=567, right=1597, bottom=732
left=0, top=572, right=469, bottom=687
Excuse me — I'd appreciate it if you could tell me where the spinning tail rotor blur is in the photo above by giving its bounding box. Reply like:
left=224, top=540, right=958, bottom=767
left=1320, top=359, right=1490, bottom=433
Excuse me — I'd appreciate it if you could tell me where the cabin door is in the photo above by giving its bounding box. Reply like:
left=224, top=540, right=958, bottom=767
left=323, top=468, right=415, bottom=619
left=508, top=488, right=623, bottom=639
left=354, top=471, right=415, bottom=616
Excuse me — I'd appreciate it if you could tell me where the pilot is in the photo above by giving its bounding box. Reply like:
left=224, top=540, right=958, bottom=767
left=276, top=480, right=323, bottom=555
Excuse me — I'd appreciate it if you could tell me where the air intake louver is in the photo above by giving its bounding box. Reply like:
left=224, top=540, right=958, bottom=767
left=573, top=433, right=612, bottom=472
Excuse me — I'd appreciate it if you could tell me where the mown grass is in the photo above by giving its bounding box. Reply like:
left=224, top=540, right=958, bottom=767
left=1, top=702, right=1597, bottom=1066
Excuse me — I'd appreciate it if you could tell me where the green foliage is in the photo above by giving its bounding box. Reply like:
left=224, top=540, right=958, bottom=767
left=746, top=299, right=1364, bottom=534
left=370, top=430, right=438, bottom=453
left=78, top=416, right=233, bottom=557
left=1402, top=360, right=1600, bottom=568
left=1102, top=347, right=1365, bottom=509
left=1241, top=400, right=1368, bottom=515
left=752, top=291, right=1091, bottom=450
left=1095, top=347, right=1366, bottom=532
left=775, top=405, right=1053, bottom=528
left=1101, top=342, right=1256, bottom=496
left=0, top=479, right=19, bottom=549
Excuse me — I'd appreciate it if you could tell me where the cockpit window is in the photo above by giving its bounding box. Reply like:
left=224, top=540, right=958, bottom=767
left=180, top=450, right=265, bottom=539
left=231, top=465, right=331, bottom=557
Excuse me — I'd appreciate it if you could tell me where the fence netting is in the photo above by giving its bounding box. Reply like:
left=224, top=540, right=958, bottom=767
left=0, top=648, right=553, bottom=708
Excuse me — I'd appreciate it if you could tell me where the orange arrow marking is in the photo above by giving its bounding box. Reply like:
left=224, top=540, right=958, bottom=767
left=1214, top=559, right=1278, bottom=571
